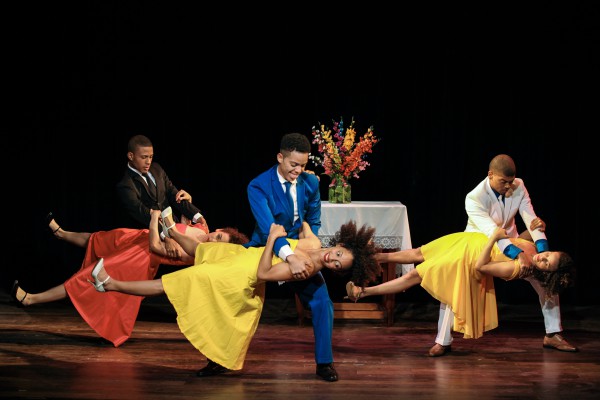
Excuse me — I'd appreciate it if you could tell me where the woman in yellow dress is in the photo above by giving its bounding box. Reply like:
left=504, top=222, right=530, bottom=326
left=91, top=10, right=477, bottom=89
left=345, top=227, right=575, bottom=341
left=89, top=208, right=381, bottom=376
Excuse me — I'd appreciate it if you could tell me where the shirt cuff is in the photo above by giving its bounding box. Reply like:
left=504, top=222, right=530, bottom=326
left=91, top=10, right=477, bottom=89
left=192, top=212, right=203, bottom=224
left=503, top=244, right=523, bottom=260
left=278, top=245, right=294, bottom=261
left=535, top=239, right=549, bottom=252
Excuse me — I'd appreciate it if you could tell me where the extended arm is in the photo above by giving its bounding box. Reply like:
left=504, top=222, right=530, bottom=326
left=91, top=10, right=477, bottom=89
left=517, top=183, right=548, bottom=251
left=475, top=228, right=520, bottom=279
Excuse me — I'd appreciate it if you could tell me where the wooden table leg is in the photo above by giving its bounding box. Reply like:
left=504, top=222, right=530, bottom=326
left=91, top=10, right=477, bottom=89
left=383, top=261, right=396, bottom=326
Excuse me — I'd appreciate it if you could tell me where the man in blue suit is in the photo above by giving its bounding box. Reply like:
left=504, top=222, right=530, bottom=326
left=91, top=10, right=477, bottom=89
left=245, top=133, right=337, bottom=382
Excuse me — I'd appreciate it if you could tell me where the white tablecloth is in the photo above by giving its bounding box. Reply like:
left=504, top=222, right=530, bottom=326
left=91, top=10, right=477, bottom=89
left=318, top=201, right=414, bottom=275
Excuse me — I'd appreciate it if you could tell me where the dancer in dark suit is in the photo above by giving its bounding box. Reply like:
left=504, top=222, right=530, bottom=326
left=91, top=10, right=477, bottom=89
left=115, top=134, right=207, bottom=230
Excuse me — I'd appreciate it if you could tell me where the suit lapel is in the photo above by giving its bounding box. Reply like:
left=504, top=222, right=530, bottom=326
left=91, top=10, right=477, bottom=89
left=485, top=181, right=504, bottom=224
left=271, top=168, right=293, bottom=217
left=136, top=172, right=157, bottom=200
left=295, top=177, right=304, bottom=221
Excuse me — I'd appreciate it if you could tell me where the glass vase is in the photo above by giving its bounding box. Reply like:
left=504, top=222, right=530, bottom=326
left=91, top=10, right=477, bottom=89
left=328, top=180, right=351, bottom=204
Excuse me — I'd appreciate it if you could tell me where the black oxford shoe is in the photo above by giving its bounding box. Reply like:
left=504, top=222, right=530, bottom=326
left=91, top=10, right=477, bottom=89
left=316, top=363, right=338, bottom=382
left=196, top=360, right=229, bottom=377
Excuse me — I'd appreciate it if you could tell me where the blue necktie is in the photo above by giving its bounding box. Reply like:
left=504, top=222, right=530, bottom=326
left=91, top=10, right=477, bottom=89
left=284, top=181, right=294, bottom=212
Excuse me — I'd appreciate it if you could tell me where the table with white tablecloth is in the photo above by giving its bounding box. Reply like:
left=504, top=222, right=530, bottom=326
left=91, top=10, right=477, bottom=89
left=319, top=201, right=414, bottom=275
left=296, top=201, right=413, bottom=326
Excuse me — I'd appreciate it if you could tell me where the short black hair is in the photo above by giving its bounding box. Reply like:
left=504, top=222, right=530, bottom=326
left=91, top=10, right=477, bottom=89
left=127, top=135, right=154, bottom=153
left=280, top=133, right=311, bottom=154
left=128, top=135, right=153, bottom=153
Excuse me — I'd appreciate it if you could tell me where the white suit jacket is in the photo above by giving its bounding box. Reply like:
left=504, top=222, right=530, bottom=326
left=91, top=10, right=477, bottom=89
left=464, top=177, right=546, bottom=254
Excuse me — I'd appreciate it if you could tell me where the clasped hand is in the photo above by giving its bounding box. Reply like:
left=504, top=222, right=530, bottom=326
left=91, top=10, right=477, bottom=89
left=268, top=223, right=311, bottom=280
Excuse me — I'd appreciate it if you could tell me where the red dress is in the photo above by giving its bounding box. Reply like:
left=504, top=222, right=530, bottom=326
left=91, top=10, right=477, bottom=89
left=63, top=224, right=195, bottom=347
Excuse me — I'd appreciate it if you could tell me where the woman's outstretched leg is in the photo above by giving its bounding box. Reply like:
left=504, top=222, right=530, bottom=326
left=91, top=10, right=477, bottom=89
left=13, top=284, right=68, bottom=307
left=48, top=215, right=92, bottom=248
left=91, top=260, right=165, bottom=296
left=374, top=247, right=424, bottom=265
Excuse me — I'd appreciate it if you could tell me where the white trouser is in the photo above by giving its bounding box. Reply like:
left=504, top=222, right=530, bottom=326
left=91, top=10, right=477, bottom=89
left=524, top=276, right=562, bottom=334
left=435, top=279, right=562, bottom=345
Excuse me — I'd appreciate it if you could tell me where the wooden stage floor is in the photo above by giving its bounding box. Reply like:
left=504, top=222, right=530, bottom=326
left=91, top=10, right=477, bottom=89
left=1, top=291, right=599, bottom=400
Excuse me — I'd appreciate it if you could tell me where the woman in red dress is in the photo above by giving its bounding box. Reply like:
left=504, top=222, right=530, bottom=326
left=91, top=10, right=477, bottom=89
left=11, top=211, right=247, bottom=347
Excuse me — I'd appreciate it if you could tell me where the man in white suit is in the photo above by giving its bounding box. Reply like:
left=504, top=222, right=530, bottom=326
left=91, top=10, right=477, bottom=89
left=428, top=154, right=578, bottom=356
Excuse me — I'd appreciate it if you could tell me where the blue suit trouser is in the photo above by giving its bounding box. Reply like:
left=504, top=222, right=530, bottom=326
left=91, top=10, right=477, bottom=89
left=285, top=271, right=334, bottom=364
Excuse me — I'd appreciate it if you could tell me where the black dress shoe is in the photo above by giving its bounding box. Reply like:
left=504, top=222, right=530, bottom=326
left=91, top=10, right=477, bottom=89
left=196, top=360, right=229, bottom=377
left=316, top=363, right=338, bottom=382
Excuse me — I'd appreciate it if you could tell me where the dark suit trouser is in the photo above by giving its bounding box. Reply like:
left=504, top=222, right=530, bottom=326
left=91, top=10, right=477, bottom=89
left=286, top=271, right=334, bottom=364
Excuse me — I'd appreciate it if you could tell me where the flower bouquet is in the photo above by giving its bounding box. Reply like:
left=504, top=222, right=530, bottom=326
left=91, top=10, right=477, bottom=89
left=309, top=117, right=379, bottom=203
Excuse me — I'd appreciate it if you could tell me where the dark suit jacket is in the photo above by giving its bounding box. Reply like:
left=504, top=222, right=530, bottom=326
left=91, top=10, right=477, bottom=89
left=115, top=162, right=202, bottom=229
left=244, top=165, right=321, bottom=254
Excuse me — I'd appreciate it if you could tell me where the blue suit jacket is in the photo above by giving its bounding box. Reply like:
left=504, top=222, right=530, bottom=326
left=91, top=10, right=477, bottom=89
left=245, top=165, right=321, bottom=255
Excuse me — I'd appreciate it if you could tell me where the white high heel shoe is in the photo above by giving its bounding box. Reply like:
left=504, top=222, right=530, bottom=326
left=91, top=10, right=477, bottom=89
left=87, top=258, right=111, bottom=292
left=161, top=207, right=176, bottom=238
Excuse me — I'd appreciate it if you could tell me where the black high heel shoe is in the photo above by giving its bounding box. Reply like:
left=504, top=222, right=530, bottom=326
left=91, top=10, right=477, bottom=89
left=46, top=212, right=61, bottom=234
left=10, top=280, right=27, bottom=307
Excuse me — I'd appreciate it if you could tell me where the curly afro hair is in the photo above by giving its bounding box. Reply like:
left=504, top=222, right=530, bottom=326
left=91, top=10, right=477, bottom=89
left=328, top=220, right=381, bottom=287
left=531, top=251, right=576, bottom=297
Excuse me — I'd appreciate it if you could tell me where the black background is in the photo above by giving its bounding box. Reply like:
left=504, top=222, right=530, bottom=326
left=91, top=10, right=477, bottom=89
left=5, top=3, right=596, bottom=306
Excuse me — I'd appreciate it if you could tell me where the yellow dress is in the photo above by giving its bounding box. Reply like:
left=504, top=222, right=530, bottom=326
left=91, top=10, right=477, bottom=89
left=161, top=240, right=297, bottom=370
left=417, top=232, right=523, bottom=339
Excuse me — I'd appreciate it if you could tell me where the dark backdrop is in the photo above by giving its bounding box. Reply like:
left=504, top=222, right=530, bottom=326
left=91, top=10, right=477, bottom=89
left=5, top=3, right=596, bottom=306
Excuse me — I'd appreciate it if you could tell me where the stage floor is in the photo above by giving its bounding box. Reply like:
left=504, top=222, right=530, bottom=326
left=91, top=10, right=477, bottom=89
left=1, top=291, right=599, bottom=400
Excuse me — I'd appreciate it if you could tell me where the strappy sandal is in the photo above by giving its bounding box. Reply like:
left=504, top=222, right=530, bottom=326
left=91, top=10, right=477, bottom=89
left=160, top=207, right=176, bottom=238
left=87, top=258, right=111, bottom=292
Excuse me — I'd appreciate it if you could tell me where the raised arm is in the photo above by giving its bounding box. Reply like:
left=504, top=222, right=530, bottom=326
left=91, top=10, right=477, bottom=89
left=475, top=228, right=520, bottom=279
left=148, top=210, right=165, bottom=255
left=162, top=208, right=200, bottom=257
left=149, top=210, right=194, bottom=264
